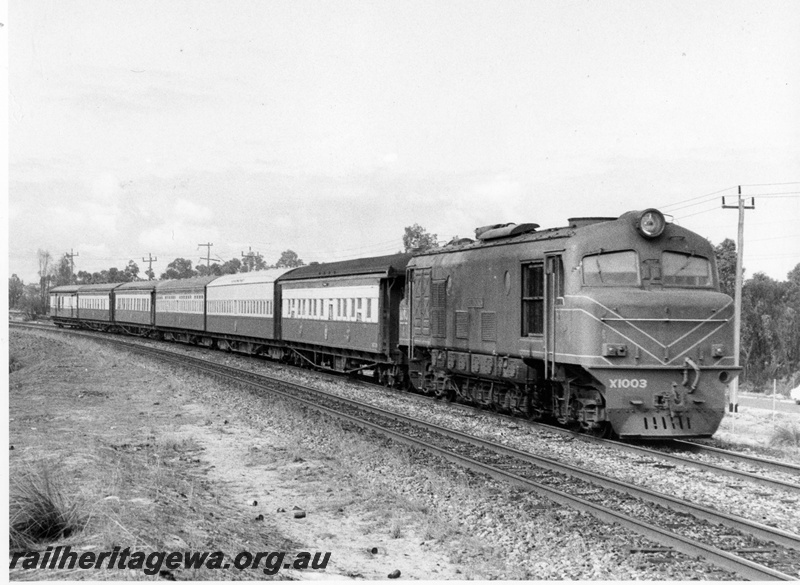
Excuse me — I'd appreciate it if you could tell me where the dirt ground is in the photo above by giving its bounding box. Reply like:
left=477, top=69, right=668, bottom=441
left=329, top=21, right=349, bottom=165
left=8, top=329, right=461, bottom=580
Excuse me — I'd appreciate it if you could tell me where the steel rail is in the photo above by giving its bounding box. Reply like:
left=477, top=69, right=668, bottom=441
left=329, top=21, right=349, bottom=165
left=672, top=439, right=800, bottom=478
left=585, top=436, right=800, bottom=495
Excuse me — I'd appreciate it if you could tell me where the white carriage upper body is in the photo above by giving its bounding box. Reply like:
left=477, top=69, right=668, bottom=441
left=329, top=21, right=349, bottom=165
left=206, top=269, right=292, bottom=318
left=280, top=278, right=381, bottom=324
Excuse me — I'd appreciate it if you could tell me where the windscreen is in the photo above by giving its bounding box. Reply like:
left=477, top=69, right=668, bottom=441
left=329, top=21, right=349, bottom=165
left=582, top=251, right=640, bottom=286
left=661, top=252, right=713, bottom=287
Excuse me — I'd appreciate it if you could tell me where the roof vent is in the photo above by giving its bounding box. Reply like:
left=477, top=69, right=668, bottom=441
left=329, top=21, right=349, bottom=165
left=568, top=217, right=616, bottom=229
left=475, top=223, right=539, bottom=241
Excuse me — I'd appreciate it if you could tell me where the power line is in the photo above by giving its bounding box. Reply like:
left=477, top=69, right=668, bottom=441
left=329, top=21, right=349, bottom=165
left=673, top=206, right=719, bottom=220
left=739, top=181, right=800, bottom=188
left=658, top=186, right=737, bottom=211
left=747, top=252, right=800, bottom=259
left=749, top=234, right=800, bottom=243
left=752, top=192, right=800, bottom=198
left=664, top=197, right=723, bottom=214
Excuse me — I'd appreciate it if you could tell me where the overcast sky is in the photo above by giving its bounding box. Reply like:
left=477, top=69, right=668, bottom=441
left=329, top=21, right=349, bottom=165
left=7, top=0, right=800, bottom=284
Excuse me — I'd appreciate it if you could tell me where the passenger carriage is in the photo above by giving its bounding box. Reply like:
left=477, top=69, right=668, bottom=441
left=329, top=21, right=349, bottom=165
left=205, top=269, right=292, bottom=355
left=49, top=285, right=81, bottom=325
left=114, top=280, right=157, bottom=335
left=75, top=283, right=122, bottom=329
left=276, top=253, right=411, bottom=383
left=154, top=276, right=217, bottom=343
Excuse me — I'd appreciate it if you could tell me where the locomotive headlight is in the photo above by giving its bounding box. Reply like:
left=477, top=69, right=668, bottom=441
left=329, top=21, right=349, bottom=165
left=636, top=208, right=666, bottom=239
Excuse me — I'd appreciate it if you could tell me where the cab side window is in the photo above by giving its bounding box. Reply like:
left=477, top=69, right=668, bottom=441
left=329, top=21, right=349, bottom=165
left=522, top=262, right=544, bottom=336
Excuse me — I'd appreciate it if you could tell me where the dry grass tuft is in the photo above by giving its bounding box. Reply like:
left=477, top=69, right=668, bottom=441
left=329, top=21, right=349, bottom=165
left=9, top=352, right=23, bottom=373
left=770, top=423, right=800, bottom=448
left=10, top=466, right=84, bottom=551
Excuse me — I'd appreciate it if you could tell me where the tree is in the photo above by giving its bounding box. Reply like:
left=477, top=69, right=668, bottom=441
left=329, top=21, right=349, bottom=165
left=37, top=249, right=53, bottom=308
left=54, top=255, right=74, bottom=286
left=75, top=270, right=91, bottom=284
left=19, top=282, right=46, bottom=320
left=160, top=258, right=196, bottom=280
left=242, top=252, right=267, bottom=272
left=403, top=224, right=439, bottom=253
left=9, top=274, right=24, bottom=309
left=220, top=258, right=243, bottom=275
left=740, top=272, right=789, bottom=387
left=275, top=250, right=304, bottom=269
left=124, top=260, right=140, bottom=281
left=196, top=263, right=223, bottom=277
left=106, top=267, right=124, bottom=283
left=713, top=238, right=738, bottom=298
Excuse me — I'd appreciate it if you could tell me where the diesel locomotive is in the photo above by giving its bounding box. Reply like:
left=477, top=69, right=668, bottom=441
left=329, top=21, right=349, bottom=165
left=50, top=208, right=739, bottom=439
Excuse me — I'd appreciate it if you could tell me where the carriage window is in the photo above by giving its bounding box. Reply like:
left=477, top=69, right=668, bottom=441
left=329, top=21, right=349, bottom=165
left=522, top=262, right=544, bottom=336
left=582, top=251, right=640, bottom=286
left=662, top=252, right=713, bottom=287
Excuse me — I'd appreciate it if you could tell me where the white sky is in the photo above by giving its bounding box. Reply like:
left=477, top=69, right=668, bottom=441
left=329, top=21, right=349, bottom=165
left=6, top=0, right=800, bottom=283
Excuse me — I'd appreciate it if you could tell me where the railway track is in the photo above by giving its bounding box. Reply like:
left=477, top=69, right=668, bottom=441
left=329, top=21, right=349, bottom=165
left=13, top=321, right=799, bottom=488
left=528, top=423, right=800, bottom=495
left=12, top=322, right=800, bottom=580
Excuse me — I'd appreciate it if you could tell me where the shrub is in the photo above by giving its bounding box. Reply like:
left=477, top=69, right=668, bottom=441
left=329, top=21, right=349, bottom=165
left=9, top=353, right=22, bottom=373
left=10, top=467, right=83, bottom=551
left=769, top=424, right=800, bottom=448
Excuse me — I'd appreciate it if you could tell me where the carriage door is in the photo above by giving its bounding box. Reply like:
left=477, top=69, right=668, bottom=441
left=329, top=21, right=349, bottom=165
left=544, top=254, right=564, bottom=377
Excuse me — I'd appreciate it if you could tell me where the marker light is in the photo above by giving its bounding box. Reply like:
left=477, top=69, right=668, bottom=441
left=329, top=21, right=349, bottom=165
left=636, top=208, right=666, bottom=239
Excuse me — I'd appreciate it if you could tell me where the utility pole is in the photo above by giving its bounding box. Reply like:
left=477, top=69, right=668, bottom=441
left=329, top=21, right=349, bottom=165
left=198, top=242, right=213, bottom=268
left=142, top=253, right=158, bottom=280
left=241, top=246, right=260, bottom=271
left=722, top=186, right=755, bottom=413
left=65, top=249, right=79, bottom=283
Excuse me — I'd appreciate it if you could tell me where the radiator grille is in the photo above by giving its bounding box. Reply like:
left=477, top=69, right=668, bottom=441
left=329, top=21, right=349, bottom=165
left=431, top=280, right=447, bottom=338
left=481, top=312, right=497, bottom=342
left=455, top=311, right=469, bottom=339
